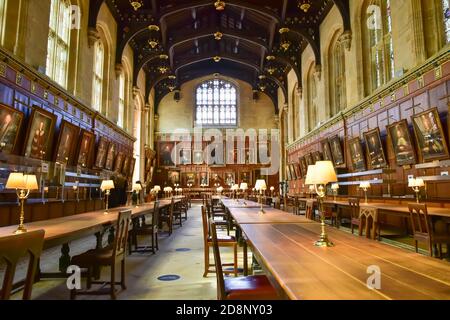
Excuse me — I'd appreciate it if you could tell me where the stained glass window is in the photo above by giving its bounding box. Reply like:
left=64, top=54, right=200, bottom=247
left=118, top=72, right=125, bottom=128
left=46, top=0, right=71, bottom=88
left=366, top=0, right=395, bottom=91
left=443, top=0, right=450, bottom=44
left=195, top=80, right=237, bottom=127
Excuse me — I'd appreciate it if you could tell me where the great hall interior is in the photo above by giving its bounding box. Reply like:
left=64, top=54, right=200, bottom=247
left=0, top=0, right=449, bottom=302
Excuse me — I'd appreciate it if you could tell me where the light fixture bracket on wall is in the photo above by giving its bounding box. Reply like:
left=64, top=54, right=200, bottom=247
left=213, top=56, right=222, bottom=63
left=214, top=1, right=226, bottom=11
left=298, top=0, right=312, bottom=13
left=130, top=0, right=143, bottom=11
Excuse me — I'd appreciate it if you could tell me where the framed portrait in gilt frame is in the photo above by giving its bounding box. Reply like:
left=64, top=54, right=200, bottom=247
left=76, top=130, right=95, bottom=168
left=122, top=156, right=130, bottom=176
left=294, top=163, right=302, bottom=179
left=105, top=142, right=117, bottom=171
left=364, top=128, right=388, bottom=170
left=54, top=120, right=79, bottom=165
left=94, top=137, right=109, bottom=169
left=328, top=135, right=345, bottom=167
left=412, top=108, right=449, bottom=162
left=321, top=139, right=333, bottom=162
left=289, top=164, right=297, bottom=180
left=387, top=119, right=416, bottom=166
left=305, top=153, right=314, bottom=166
left=299, top=157, right=307, bottom=178
left=114, top=152, right=125, bottom=173
left=158, top=142, right=176, bottom=167
left=23, top=106, right=56, bottom=161
left=348, top=137, right=366, bottom=172
left=0, top=104, right=24, bottom=154
left=285, top=165, right=292, bottom=181
left=313, top=151, right=322, bottom=164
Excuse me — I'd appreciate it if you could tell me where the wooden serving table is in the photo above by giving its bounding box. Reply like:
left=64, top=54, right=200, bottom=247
left=241, top=223, right=450, bottom=300
left=0, top=199, right=177, bottom=277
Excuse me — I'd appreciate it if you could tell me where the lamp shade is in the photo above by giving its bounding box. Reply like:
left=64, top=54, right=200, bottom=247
left=231, top=184, right=239, bottom=191
left=153, top=185, right=161, bottom=192
left=270, top=186, right=275, bottom=191
left=255, top=179, right=267, bottom=191
left=331, top=183, right=340, bottom=191
left=315, top=161, right=338, bottom=185
left=24, top=174, right=39, bottom=190
left=408, top=178, right=425, bottom=188
left=240, top=183, right=248, bottom=190
left=132, top=183, right=142, bottom=192
left=359, top=181, right=371, bottom=189
left=305, top=165, right=318, bottom=185
left=101, top=180, right=115, bottom=191
left=6, top=172, right=25, bottom=189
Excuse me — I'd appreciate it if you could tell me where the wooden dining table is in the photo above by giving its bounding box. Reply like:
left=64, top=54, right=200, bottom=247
left=241, top=222, right=450, bottom=300
left=221, top=198, right=270, bottom=209
left=0, top=198, right=178, bottom=277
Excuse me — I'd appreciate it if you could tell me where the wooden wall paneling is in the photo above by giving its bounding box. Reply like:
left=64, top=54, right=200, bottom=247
left=0, top=206, right=10, bottom=227
left=31, top=202, right=49, bottom=222
left=76, top=200, right=87, bottom=214
left=48, top=201, right=64, bottom=219
left=10, top=204, right=31, bottom=225
left=63, top=201, right=76, bottom=217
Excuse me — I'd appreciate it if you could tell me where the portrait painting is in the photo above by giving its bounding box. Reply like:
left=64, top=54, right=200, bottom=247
left=321, top=139, right=333, bottom=162
left=239, top=171, right=252, bottom=184
left=387, top=119, right=416, bottom=166
left=23, top=106, right=56, bottom=160
left=224, top=172, right=235, bottom=186
left=199, top=172, right=209, bottom=186
left=94, top=137, right=109, bottom=169
left=76, top=130, right=95, bottom=168
left=178, top=148, right=191, bottom=165
left=329, top=135, right=345, bottom=166
left=412, top=108, right=449, bottom=162
left=0, top=104, right=24, bottom=154
left=305, top=153, right=314, bottom=166
left=184, top=173, right=197, bottom=186
left=128, top=158, right=136, bottom=180
left=348, top=137, right=366, bottom=172
left=54, top=121, right=79, bottom=165
left=114, top=152, right=125, bottom=173
left=313, top=151, right=322, bottom=164
left=159, top=142, right=176, bottom=167
left=122, top=156, right=130, bottom=176
left=364, top=128, right=388, bottom=169
left=289, top=164, right=297, bottom=180
left=299, top=157, right=307, bottom=178
left=168, top=170, right=181, bottom=186
left=294, top=163, right=302, bottom=179
left=105, top=142, right=116, bottom=171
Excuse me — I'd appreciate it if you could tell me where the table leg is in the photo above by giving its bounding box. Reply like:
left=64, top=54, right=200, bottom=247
left=243, top=240, right=248, bottom=276
left=108, top=227, right=115, bottom=245
left=58, top=243, right=71, bottom=273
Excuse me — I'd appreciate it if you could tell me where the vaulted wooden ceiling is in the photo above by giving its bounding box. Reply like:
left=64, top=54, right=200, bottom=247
left=88, top=0, right=351, bottom=113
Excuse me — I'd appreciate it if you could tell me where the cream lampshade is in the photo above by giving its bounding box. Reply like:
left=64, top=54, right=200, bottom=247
left=132, top=183, right=142, bottom=192
left=6, top=172, right=26, bottom=189
left=305, top=165, right=318, bottom=186
left=255, top=179, right=267, bottom=191
left=331, top=183, right=340, bottom=191
left=240, top=182, right=248, bottom=191
left=101, top=180, right=115, bottom=191
left=408, top=178, right=425, bottom=188
left=231, top=184, right=239, bottom=191
left=153, top=185, right=161, bottom=192
left=359, top=181, right=371, bottom=189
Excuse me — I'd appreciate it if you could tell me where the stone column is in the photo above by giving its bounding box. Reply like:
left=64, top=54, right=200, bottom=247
left=410, top=0, right=426, bottom=64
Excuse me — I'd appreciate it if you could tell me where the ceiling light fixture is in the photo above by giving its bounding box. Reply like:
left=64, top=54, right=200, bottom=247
left=214, top=31, right=223, bottom=40
left=213, top=56, right=222, bottom=62
left=267, top=67, right=276, bottom=75
left=130, top=0, right=143, bottom=11
left=149, top=40, right=159, bottom=49
left=298, top=0, right=312, bottom=13
left=159, top=54, right=169, bottom=60
left=158, top=66, right=169, bottom=74
left=266, top=55, right=276, bottom=61
left=214, top=1, right=226, bottom=11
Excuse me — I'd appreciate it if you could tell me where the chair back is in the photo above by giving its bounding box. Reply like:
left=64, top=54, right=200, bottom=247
left=113, top=210, right=132, bottom=259
left=0, top=229, right=45, bottom=300
left=168, top=198, right=175, bottom=220
left=201, top=206, right=209, bottom=246
left=210, top=221, right=227, bottom=300
left=151, top=201, right=160, bottom=228
left=305, top=200, right=314, bottom=220
left=408, top=203, right=431, bottom=236
left=348, top=198, right=360, bottom=219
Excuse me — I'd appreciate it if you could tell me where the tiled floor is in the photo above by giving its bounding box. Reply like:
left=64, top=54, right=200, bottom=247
left=8, top=204, right=248, bottom=300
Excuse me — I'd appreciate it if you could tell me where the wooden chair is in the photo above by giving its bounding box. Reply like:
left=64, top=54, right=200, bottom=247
left=201, top=206, right=238, bottom=278
left=408, top=203, right=450, bottom=258
left=206, top=202, right=230, bottom=235
left=305, top=200, right=314, bottom=220
left=210, top=222, right=279, bottom=300
left=128, top=201, right=159, bottom=254
left=273, top=197, right=281, bottom=209
left=349, top=198, right=361, bottom=235
left=180, top=196, right=189, bottom=220
left=70, top=210, right=132, bottom=300
left=159, top=198, right=176, bottom=235
left=0, top=229, right=45, bottom=300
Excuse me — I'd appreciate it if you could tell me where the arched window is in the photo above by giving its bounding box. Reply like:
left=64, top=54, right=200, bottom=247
left=443, top=0, right=450, bottom=44
left=195, top=79, right=237, bottom=127
left=92, top=41, right=104, bottom=112
left=307, top=64, right=317, bottom=132
left=365, top=0, right=395, bottom=91
left=0, top=0, right=6, bottom=44
left=118, top=72, right=125, bottom=128
left=292, top=84, right=300, bottom=139
left=46, top=0, right=71, bottom=88
left=329, top=32, right=346, bottom=116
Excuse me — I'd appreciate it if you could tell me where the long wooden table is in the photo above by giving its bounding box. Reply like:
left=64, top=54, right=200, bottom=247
left=241, top=223, right=450, bottom=300
left=226, top=207, right=313, bottom=225
left=0, top=199, right=178, bottom=276
left=221, top=198, right=270, bottom=209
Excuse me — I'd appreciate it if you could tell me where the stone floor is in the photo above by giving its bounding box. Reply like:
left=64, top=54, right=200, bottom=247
left=8, top=204, right=248, bottom=300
